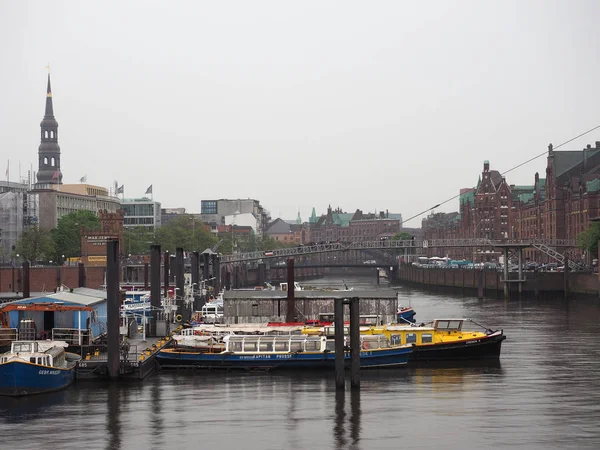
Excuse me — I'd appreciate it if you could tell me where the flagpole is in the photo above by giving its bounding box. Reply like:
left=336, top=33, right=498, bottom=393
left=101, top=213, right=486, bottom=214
left=6, top=159, right=9, bottom=183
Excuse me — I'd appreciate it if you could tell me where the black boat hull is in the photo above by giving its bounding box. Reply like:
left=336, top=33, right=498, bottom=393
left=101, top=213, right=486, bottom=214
left=410, top=333, right=506, bottom=362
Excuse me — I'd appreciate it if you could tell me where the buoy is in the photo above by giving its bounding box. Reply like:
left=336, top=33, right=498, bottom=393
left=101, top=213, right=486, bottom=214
left=175, top=314, right=183, bottom=323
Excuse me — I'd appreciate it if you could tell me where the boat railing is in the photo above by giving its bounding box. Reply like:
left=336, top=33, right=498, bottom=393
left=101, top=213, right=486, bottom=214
left=80, top=343, right=139, bottom=362
left=52, top=328, right=92, bottom=346
left=0, top=327, right=18, bottom=344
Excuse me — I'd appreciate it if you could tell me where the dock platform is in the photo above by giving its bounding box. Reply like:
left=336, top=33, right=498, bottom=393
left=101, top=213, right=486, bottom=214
left=75, top=330, right=178, bottom=380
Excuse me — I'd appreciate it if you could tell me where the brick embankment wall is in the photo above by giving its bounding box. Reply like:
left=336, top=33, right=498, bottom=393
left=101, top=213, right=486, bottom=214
left=0, top=266, right=106, bottom=293
left=395, top=265, right=598, bottom=297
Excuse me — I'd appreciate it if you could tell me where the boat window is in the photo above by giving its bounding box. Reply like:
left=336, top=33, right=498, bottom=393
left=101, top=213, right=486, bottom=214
left=379, top=338, right=390, bottom=349
left=406, top=333, right=417, bottom=344
left=290, top=342, right=302, bottom=352
left=30, top=357, right=37, bottom=363
left=259, top=341, right=273, bottom=352
left=362, top=340, right=378, bottom=350
left=421, top=334, right=433, bottom=344
left=14, top=343, right=32, bottom=353
left=274, top=341, right=288, bottom=352
left=390, top=335, right=402, bottom=346
left=319, top=313, right=334, bottom=322
left=436, top=320, right=450, bottom=329
left=304, top=340, right=319, bottom=351
left=243, top=341, right=257, bottom=352
left=231, top=341, right=243, bottom=352
left=325, top=341, right=335, bottom=352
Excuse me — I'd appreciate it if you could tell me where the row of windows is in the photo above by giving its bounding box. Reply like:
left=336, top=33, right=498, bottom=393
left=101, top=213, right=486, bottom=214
left=124, top=217, right=154, bottom=225
left=42, top=130, right=56, bottom=139
left=122, top=204, right=155, bottom=216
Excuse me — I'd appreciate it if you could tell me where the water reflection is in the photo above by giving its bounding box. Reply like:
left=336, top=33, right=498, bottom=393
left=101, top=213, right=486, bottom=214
left=333, top=388, right=361, bottom=449
left=149, top=378, right=164, bottom=450
left=106, top=382, right=121, bottom=450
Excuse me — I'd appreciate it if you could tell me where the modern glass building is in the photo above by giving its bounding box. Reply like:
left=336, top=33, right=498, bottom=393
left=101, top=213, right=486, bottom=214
left=121, top=198, right=161, bottom=230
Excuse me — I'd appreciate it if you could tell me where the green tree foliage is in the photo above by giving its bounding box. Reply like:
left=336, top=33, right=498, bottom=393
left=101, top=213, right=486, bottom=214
left=392, top=232, right=413, bottom=241
left=123, top=227, right=154, bottom=255
left=154, top=215, right=217, bottom=253
left=14, top=226, right=56, bottom=263
left=51, top=210, right=100, bottom=259
left=577, top=223, right=600, bottom=259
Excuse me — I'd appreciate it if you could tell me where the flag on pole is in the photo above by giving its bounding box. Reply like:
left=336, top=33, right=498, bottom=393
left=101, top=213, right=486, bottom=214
left=117, top=184, right=124, bottom=194
left=79, top=175, right=87, bottom=183
left=52, top=170, right=59, bottom=180
left=145, top=184, right=153, bottom=195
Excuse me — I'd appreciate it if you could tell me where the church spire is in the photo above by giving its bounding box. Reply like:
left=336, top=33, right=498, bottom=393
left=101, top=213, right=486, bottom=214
left=36, top=73, right=62, bottom=185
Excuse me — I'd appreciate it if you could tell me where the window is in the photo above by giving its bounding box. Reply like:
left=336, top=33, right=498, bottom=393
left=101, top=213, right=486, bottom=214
left=406, top=333, right=417, bottom=344
left=243, top=341, right=257, bottom=352
left=390, top=335, right=402, bottom=346
left=274, top=341, right=288, bottom=352
left=201, top=200, right=218, bottom=215
left=304, top=340, right=319, bottom=351
left=259, top=341, right=273, bottom=352
left=231, top=341, right=242, bottom=352
left=421, top=334, right=433, bottom=344
left=290, top=342, right=302, bottom=352
left=252, top=304, right=259, bottom=316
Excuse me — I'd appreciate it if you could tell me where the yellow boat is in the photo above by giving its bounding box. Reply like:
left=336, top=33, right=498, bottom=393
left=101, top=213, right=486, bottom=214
left=304, top=318, right=505, bottom=363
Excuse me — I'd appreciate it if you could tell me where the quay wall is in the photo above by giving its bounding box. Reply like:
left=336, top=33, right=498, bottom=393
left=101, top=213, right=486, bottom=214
left=0, top=266, right=106, bottom=293
left=395, top=265, right=599, bottom=297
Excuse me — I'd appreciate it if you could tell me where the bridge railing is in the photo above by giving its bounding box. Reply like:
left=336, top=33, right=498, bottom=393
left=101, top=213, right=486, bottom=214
left=220, top=238, right=577, bottom=263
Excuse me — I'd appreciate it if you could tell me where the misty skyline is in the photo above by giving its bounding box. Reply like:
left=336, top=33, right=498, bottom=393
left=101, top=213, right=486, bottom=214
left=1, top=1, right=600, bottom=224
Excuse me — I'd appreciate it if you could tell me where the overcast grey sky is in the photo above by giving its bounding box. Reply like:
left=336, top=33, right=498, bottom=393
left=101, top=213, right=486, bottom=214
left=1, top=1, right=599, bottom=224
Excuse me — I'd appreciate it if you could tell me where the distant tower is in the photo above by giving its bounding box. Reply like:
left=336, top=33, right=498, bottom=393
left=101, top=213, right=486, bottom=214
left=36, top=74, right=62, bottom=184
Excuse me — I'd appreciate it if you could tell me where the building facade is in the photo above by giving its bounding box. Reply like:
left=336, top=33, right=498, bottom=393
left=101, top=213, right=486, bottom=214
left=80, top=210, right=124, bottom=266
left=200, top=199, right=270, bottom=236
left=121, top=198, right=162, bottom=230
left=422, top=142, right=600, bottom=264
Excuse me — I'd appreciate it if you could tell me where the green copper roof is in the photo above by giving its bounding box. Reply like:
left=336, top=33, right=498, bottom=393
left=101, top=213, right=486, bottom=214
left=333, top=213, right=353, bottom=227
left=586, top=178, right=600, bottom=193
left=460, top=190, right=475, bottom=206
left=309, top=207, right=318, bottom=223
left=518, top=193, right=535, bottom=204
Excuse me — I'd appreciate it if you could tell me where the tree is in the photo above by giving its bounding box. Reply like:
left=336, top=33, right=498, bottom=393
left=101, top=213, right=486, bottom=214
left=577, top=223, right=600, bottom=259
left=123, top=226, right=154, bottom=255
left=14, top=226, right=55, bottom=263
left=154, top=215, right=217, bottom=253
left=51, top=210, right=100, bottom=260
left=392, top=232, right=412, bottom=241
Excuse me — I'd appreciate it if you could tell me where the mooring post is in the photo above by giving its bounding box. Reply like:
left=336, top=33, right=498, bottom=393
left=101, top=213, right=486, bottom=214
left=78, top=262, right=86, bottom=288
left=564, top=255, right=569, bottom=300
left=143, top=263, right=149, bottom=290
left=203, top=252, right=210, bottom=285
left=286, top=258, right=295, bottom=322
left=163, top=251, right=170, bottom=299
left=350, top=296, right=360, bottom=389
left=106, top=239, right=120, bottom=379
left=22, top=261, right=30, bottom=299
left=191, top=251, right=200, bottom=311
left=503, top=247, right=509, bottom=299
left=518, top=247, right=523, bottom=294
left=150, top=245, right=161, bottom=336
left=376, top=268, right=380, bottom=285
left=176, top=248, right=186, bottom=321
left=334, top=298, right=345, bottom=390
left=213, top=255, right=221, bottom=293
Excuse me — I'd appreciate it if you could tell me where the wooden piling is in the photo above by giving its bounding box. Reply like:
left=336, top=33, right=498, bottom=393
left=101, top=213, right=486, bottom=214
left=286, top=258, right=295, bottom=322
left=150, top=245, right=161, bottom=336
left=334, top=298, right=345, bottom=390
left=106, top=239, right=120, bottom=379
left=22, top=262, right=30, bottom=299
left=176, top=248, right=186, bottom=321
left=191, top=251, right=200, bottom=311
left=350, top=297, right=360, bottom=389
left=163, top=251, right=170, bottom=299
left=78, top=262, right=86, bottom=288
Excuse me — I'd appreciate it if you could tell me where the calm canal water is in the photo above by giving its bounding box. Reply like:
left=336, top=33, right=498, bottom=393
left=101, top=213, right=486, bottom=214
left=2, top=274, right=600, bottom=450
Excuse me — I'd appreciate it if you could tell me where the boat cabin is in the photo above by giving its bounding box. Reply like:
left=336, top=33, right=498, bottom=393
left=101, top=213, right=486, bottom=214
left=199, top=302, right=224, bottom=324
left=1, top=341, right=66, bottom=368
left=222, top=334, right=392, bottom=354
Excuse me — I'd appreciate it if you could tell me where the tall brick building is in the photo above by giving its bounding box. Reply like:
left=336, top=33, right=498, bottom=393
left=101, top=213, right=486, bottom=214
left=423, top=141, right=600, bottom=263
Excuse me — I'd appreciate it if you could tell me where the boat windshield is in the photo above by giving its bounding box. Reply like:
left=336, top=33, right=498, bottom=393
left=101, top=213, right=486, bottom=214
left=225, top=335, right=325, bottom=353
left=434, top=320, right=464, bottom=331
left=12, top=342, right=37, bottom=353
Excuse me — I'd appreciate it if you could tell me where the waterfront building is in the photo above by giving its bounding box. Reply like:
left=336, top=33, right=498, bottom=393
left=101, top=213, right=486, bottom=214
left=265, top=218, right=310, bottom=245
left=0, top=181, right=39, bottom=263
left=199, top=199, right=270, bottom=237
left=422, top=142, right=600, bottom=264
left=348, top=209, right=401, bottom=242
left=80, top=210, right=124, bottom=266
left=121, top=198, right=162, bottom=231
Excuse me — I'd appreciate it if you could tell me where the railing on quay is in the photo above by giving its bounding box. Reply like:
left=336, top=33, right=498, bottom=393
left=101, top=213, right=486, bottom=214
left=0, top=328, right=18, bottom=344
left=80, top=344, right=139, bottom=362
left=52, top=328, right=92, bottom=346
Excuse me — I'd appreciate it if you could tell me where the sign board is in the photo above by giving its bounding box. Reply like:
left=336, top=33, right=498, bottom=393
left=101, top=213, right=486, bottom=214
left=88, top=256, right=107, bottom=263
